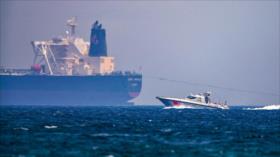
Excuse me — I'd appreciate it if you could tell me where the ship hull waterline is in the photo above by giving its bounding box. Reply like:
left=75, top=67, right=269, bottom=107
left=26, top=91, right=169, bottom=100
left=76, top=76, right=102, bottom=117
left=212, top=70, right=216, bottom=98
left=0, top=75, right=142, bottom=105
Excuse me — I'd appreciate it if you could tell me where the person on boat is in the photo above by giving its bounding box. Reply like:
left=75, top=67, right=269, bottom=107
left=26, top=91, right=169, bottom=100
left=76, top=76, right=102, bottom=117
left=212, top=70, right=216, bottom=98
left=204, top=92, right=211, bottom=104
left=205, top=95, right=209, bottom=103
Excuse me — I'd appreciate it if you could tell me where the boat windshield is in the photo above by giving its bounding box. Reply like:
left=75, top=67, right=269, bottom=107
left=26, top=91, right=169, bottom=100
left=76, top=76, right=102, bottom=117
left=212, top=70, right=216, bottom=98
left=187, top=95, right=196, bottom=99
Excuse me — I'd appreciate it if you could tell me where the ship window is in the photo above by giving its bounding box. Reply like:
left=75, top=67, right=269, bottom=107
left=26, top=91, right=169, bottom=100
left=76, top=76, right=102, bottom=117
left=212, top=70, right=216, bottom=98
left=187, top=96, right=196, bottom=99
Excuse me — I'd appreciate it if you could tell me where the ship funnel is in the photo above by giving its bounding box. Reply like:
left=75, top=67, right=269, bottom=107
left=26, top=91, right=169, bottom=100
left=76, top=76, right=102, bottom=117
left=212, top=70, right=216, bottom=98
left=89, top=21, right=107, bottom=57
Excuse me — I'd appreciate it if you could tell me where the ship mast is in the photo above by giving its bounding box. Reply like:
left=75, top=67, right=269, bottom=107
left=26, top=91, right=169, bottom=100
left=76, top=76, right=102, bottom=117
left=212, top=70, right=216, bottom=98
left=66, top=17, right=78, bottom=36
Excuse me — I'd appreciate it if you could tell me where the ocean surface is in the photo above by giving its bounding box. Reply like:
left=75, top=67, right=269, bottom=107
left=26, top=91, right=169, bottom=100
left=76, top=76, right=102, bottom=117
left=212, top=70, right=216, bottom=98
left=0, top=105, right=279, bottom=157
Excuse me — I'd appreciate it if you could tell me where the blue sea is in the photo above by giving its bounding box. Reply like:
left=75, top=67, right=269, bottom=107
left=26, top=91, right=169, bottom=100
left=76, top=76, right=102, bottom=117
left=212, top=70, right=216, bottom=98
left=0, top=105, right=279, bottom=157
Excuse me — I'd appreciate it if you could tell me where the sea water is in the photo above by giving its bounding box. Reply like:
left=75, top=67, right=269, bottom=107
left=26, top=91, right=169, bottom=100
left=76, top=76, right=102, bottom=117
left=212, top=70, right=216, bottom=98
left=0, top=105, right=279, bottom=157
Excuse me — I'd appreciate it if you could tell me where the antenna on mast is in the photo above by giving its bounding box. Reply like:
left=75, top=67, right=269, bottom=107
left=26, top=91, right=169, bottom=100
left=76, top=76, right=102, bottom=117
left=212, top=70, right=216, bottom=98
left=66, top=17, right=78, bottom=36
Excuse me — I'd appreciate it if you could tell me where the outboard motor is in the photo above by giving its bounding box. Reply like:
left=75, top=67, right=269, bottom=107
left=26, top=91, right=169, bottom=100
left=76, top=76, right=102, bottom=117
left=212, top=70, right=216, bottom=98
left=89, top=21, right=107, bottom=57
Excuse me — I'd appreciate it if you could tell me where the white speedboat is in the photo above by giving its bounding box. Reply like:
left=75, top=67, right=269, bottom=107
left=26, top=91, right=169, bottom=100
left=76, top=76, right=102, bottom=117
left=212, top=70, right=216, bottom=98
left=156, top=92, right=229, bottom=109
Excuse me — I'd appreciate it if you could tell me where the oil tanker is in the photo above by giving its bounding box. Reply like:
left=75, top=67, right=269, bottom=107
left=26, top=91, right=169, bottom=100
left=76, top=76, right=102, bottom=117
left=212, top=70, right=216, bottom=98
left=0, top=18, right=142, bottom=105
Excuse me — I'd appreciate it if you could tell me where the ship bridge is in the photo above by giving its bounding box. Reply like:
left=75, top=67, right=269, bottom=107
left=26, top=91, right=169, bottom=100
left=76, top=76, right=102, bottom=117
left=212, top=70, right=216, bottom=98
left=31, top=18, right=115, bottom=76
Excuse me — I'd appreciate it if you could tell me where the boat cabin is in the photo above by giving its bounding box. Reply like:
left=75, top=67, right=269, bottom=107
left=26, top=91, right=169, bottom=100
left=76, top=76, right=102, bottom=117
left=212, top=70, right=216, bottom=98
left=187, top=92, right=211, bottom=104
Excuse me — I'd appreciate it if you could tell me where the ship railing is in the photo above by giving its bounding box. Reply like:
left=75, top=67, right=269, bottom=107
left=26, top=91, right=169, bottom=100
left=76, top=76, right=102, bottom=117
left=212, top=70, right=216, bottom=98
left=0, top=69, right=142, bottom=76
left=111, top=71, right=142, bottom=76
left=0, top=69, right=32, bottom=75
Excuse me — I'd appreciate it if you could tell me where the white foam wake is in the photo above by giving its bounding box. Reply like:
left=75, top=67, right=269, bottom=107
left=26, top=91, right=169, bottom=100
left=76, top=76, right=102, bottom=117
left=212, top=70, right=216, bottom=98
left=44, top=125, right=58, bottom=129
left=163, top=105, right=194, bottom=109
left=244, top=104, right=280, bottom=110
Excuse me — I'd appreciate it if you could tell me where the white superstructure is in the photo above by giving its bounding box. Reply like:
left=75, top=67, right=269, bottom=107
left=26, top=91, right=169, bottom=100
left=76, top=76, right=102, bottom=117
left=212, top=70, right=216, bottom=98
left=30, top=17, right=115, bottom=76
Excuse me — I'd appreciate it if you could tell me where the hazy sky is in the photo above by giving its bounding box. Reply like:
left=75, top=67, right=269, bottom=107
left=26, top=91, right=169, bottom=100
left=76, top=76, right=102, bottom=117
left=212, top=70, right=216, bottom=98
left=0, top=0, right=279, bottom=105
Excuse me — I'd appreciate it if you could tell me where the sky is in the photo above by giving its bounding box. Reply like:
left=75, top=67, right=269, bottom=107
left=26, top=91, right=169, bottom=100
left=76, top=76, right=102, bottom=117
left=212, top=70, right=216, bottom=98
left=0, top=0, right=279, bottom=105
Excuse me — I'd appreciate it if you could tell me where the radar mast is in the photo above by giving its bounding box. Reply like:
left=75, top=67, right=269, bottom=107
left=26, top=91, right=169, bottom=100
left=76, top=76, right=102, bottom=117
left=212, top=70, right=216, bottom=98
left=66, top=17, right=78, bottom=36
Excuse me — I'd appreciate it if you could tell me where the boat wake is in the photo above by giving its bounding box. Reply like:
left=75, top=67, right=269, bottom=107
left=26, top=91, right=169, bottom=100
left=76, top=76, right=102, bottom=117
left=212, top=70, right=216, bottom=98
left=244, top=104, right=280, bottom=110
left=163, top=105, right=195, bottom=109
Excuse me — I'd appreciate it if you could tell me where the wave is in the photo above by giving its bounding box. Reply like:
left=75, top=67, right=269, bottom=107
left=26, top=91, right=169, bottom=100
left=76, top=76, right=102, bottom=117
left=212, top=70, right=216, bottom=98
left=244, top=104, right=280, bottom=110
left=14, top=127, right=29, bottom=131
left=44, top=125, right=58, bottom=129
left=91, top=133, right=147, bottom=138
left=91, top=133, right=111, bottom=137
